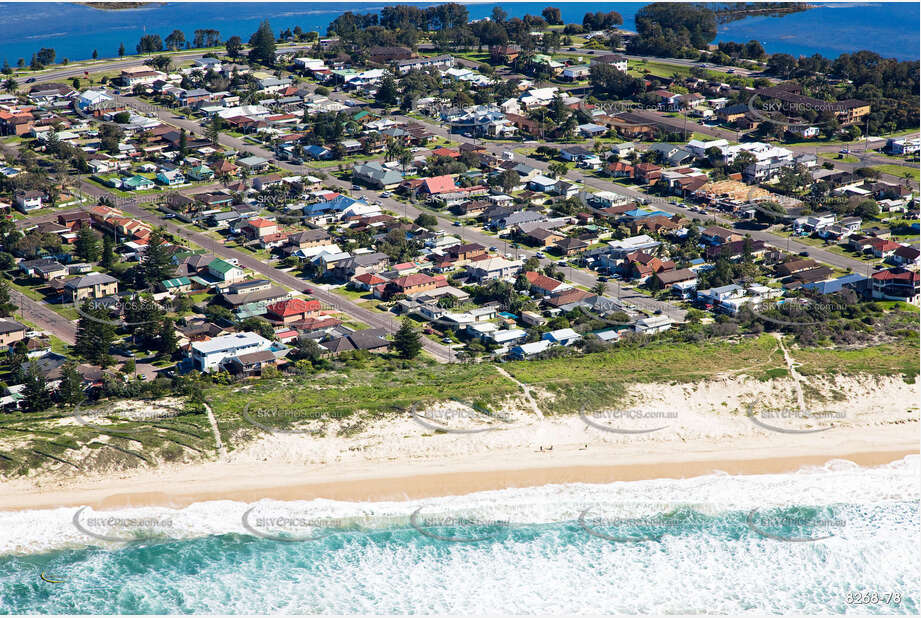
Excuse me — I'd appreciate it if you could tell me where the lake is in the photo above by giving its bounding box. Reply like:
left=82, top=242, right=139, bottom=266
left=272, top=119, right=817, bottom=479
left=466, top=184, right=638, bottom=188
left=0, top=2, right=916, bottom=66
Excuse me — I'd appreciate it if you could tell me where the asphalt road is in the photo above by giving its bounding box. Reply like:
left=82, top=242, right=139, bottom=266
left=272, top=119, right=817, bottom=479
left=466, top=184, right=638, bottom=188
left=74, top=178, right=455, bottom=362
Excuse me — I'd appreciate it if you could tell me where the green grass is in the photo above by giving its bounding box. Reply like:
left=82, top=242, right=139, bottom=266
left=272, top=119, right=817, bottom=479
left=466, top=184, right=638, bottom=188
left=871, top=165, right=919, bottom=181
left=819, top=152, right=859, bottom=163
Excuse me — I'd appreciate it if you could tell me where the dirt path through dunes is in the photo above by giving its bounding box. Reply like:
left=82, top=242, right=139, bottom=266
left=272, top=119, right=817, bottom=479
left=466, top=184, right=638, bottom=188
left=495, top=366, right=544, bottom=418
left=204, top=404, right=227, bottom=460
left=774, top=334, right=806, bottom=413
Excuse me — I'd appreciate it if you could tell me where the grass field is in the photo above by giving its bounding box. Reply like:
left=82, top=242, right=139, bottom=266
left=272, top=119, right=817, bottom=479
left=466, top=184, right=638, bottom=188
left=872, top=164, right=919, bottom=181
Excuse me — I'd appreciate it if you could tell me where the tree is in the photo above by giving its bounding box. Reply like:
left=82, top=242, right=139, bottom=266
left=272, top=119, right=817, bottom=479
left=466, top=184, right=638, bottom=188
left=394, top=318, right=422, bottom=359
left=376, top=75, right=399, bottom=106
left=36, top=48, right=56, bottom=66
left=542, top=7, right=563, bottom=25
left=92, top=49, right=98, bottom=60
left=100, top=233, right=116, bottom=269
left=136, top=34, right=164, bottom=54
left=22, top=363, right=52, bottom=412
left=3, top=78, right=17, bottom=93
left=592, top=281, right=607, bottom=296
left=248, top=20, right=276, bottom=66
left=0, top=279, right=16, bottom=317
left=157, top=317, right=179, bottom=356
left=140, top=230, right=176, bottom=288
left=205, top=115, right=223, bottom=146
left=225, top=35, right=243, bottom=60
left=74, top=301, right=116, bottom=366
left=178, top=128, right=188, bottom=160
left=165, top=29, right=186, bottom=51
left=118, top=42, right=125, bottom=57
left=75, top=225, right=101, bottom=261
left=856, top=199, right=880, bottom=218
left=56, top=362, right=85, bottom=406
left=548, top=161, right=568, bottom=178
left=414, top=213, right=438, bottom=230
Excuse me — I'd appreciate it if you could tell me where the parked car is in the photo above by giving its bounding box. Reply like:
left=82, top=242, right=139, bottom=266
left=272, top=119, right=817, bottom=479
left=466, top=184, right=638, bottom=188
left=452, top=221, right=462, bottom=226
left=351, top=184, right=361, bottom=190
left=535, top=251, right=545, bottom=258
left=380, top=191, right=391, bottom=198
left=489, top=246, right=498, bottom=252
left=799, top=250, right=810, bottom=257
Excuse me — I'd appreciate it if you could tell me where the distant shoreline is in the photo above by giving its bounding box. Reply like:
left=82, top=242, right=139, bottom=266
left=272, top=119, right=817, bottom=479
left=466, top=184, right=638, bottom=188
left=76, top=2, right=158, bottom=10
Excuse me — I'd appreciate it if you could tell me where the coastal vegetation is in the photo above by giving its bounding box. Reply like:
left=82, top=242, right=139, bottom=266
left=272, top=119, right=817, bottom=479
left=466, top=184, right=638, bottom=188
left=2, top=334, right=916, bottom=476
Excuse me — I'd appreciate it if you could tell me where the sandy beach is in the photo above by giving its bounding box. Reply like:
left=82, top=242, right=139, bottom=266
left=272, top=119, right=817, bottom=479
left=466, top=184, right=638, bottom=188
left=1, top=428, right=915, bottom=512
left=2, top=373, right=917, bottom=512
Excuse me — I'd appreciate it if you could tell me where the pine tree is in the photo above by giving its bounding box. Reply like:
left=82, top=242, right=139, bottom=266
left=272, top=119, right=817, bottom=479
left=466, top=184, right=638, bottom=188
left=74, top=301, right=116, bottom=366
left=248, top=20, right=276, bottom=66
left=157, top=317, right=179, bottom=356
left=75, top=225, right=101, bottom=262
left=118, top=42, right=125, bottom=57
left=178, top=128, right=188, bottom=161
left=376, top=75, right=399, bottom=106
left=92, top=49, right=98, bottom=60
left=100, top=233, right=115, bottom=269
left=0, top=278, right=16, bottom=317
left=141, top=230, right=176, bottom=288
left=22, top=363, right=52, bottom=412
left=393, top=318, right=422, bottom=359
left=56, top=361, right=85, bottom=406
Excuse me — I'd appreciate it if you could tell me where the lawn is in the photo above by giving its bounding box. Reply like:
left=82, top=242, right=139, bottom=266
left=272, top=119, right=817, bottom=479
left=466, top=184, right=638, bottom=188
left=871, top=165, right=919, bottom=181
left=819, top=152, right=859, bottom=163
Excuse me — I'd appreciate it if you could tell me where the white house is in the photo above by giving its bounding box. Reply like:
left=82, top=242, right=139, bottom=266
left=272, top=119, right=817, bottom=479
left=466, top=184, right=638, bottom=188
left=191, top=332, right=272, bottom=372
left=634, top=315, right=673, bottom=334
left=542, top=328, right=581, bottom=346
left=156, top=169, right=186, bottom=186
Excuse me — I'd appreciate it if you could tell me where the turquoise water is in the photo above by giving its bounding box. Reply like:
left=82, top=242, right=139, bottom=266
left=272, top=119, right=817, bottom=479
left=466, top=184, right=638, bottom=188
left=1, top=457, right=918, bottom=613
left=0, top=2, right=917, bottom=65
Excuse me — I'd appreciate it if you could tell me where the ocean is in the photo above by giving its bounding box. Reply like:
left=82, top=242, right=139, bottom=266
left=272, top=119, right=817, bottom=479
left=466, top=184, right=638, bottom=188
left=0, top=2, right=917, bottom=67
left=0, top=455, right=917, bottom=614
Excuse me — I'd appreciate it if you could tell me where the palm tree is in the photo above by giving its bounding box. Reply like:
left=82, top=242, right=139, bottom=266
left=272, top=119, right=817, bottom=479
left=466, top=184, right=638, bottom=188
left=397, top=147, right=413, bottom=174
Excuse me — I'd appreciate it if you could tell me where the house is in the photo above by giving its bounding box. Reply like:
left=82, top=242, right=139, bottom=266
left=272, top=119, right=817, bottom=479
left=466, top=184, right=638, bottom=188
left=0, top=320, right=28, bottom=346
left=14, top=191, right=43, bottom=213
left=187, top=164, right=214, bottom=181
left=395, top=54, right=453, bottom=74
left=160, top=276, right=192, bottom=294
left=562, top=65, right=591, bottom=81
left=353, top=161, right=403, bottom=189
left=237, top=156, right=269, bottom=171
left=266, top=297, right=322, bottom=324
left=224, top=349, right=278, bottom=376
left=654, top=268, right=698, bottom=296
left=190, top=331, right=273, bottom=372
left=634, top=315, right=673, bottom=334
left=892, top=245, right=921, bottom=267
left=19, top=258, right=67, bottom=280
left=64, top=273, right=119, bottom=302
left=525, top=271, right=567, bottom=296
left=321, top=329, right=391, bottom=355
left=526, top=228, right=564, bottom=247
left=542, top=328, right=581, bottom=346
left=701, top=226, right=743, bottom=246
left=467, top=257, right=522, bottom=282
left=559, top=146, right=594, bottom=162
left=870, top=268, right=920, bottom=303
left=556, top=237, right=589, bottom=256
left=122, top=175, right=155, bottom=191
left=242, top=218, right=278, bottom=239
left=634, top=163, right=662, bottom=184
left=208, top=258, right=246, bottom=283
left=867, top=238, right=902, bottom=259
left=156, top=169, right=186, bottom=186
left=590, top=54, right=628, bottom=72
left=510, top=339, right=552, bottom=359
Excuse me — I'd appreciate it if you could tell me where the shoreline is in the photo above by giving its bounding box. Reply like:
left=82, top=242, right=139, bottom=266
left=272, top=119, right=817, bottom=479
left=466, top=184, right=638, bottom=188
left=1, top=444, right=914, bottom=513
